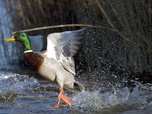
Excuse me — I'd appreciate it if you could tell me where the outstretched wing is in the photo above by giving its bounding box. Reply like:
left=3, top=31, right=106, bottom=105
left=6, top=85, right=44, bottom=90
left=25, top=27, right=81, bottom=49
left=58, top=28, right=85, bottom=57
left=46, top=28, right=85, bottom=57
left=45, top=28, right=85, bottom=75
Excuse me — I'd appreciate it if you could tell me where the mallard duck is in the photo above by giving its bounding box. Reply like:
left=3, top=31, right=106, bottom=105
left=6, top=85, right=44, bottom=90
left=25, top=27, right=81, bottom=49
left=4, top=28, right=85, bottom=108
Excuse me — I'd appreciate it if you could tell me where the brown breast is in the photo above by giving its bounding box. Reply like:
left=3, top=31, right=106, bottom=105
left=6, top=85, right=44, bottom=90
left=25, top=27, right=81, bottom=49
left=24, top=52, right=44, bottom=71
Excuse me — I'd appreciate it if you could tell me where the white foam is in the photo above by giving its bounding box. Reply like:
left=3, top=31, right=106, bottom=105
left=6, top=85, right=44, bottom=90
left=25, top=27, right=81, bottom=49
left=71, top=83, right=152, bottom=112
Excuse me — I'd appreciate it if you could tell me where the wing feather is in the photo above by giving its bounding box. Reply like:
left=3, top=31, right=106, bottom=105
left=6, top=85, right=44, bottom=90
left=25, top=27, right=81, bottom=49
left=46, top=28, right=85, bottom=58
left=29, top=35, right=46, bottom=52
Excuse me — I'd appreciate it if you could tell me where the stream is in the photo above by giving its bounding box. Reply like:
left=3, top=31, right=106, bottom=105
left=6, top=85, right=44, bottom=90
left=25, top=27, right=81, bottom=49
left=0, top=70, right=151, bottom=114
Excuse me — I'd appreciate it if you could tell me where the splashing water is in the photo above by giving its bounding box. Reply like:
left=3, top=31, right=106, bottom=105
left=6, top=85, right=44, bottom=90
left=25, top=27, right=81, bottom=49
left=0, top=71, right=39, bottom=101
left=71, top=83, right=152, bottom=112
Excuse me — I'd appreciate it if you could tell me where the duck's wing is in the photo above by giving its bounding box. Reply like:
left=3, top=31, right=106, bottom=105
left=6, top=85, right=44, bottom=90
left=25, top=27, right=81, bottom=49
left=46, top=28, right=85, bottom=75
left=47, top=28, right=85, bottom=57
left=59, top=28, right=85, bottom=57
left=29, top=35, right=46, bottom=52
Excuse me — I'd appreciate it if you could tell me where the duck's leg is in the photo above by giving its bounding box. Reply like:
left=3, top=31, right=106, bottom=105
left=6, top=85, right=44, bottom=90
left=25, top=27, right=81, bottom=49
left=53, top=87, right=71, bottom=108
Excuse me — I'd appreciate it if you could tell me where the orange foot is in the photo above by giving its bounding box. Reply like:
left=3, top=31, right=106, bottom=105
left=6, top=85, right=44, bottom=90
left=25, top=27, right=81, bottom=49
left=53, top=87, right=71, bottom=109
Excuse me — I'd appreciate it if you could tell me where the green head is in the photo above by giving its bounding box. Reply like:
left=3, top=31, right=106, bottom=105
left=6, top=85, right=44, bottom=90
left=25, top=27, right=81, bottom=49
left=4, top=32, right=32, bottom=51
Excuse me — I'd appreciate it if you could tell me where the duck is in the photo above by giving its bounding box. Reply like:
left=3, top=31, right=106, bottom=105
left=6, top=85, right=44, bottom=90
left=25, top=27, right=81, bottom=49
left=4, top=28, right=85, bottom=108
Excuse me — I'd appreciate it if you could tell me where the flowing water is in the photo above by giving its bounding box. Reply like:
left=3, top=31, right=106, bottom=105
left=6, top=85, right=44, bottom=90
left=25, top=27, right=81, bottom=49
left=0, top=70, right=151, bottom=114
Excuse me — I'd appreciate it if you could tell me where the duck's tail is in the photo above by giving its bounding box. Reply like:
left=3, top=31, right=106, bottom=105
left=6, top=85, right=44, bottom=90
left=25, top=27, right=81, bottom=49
left=74, top=81, right=85, bottom=91
left=64, top=81, right=85, bottom=93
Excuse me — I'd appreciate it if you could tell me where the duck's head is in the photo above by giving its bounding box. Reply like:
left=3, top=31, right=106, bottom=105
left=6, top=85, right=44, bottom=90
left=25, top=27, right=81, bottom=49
left=4, top=32, right=32, bottom=51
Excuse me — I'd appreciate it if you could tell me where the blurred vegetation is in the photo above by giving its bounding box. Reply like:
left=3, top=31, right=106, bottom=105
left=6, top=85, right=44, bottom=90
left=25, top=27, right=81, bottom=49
left=3, top=0, right=152, bottom=77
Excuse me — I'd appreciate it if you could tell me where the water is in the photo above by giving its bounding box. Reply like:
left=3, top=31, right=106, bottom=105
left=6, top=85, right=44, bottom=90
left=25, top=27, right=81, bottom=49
left=0, top=70, right=151, bottom=114
left=0, top=1, right=151, bottom=113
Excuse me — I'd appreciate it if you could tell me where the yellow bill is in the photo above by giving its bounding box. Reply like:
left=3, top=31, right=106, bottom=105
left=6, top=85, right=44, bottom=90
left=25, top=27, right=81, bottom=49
left=4, top=36, right=15, bottom=41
